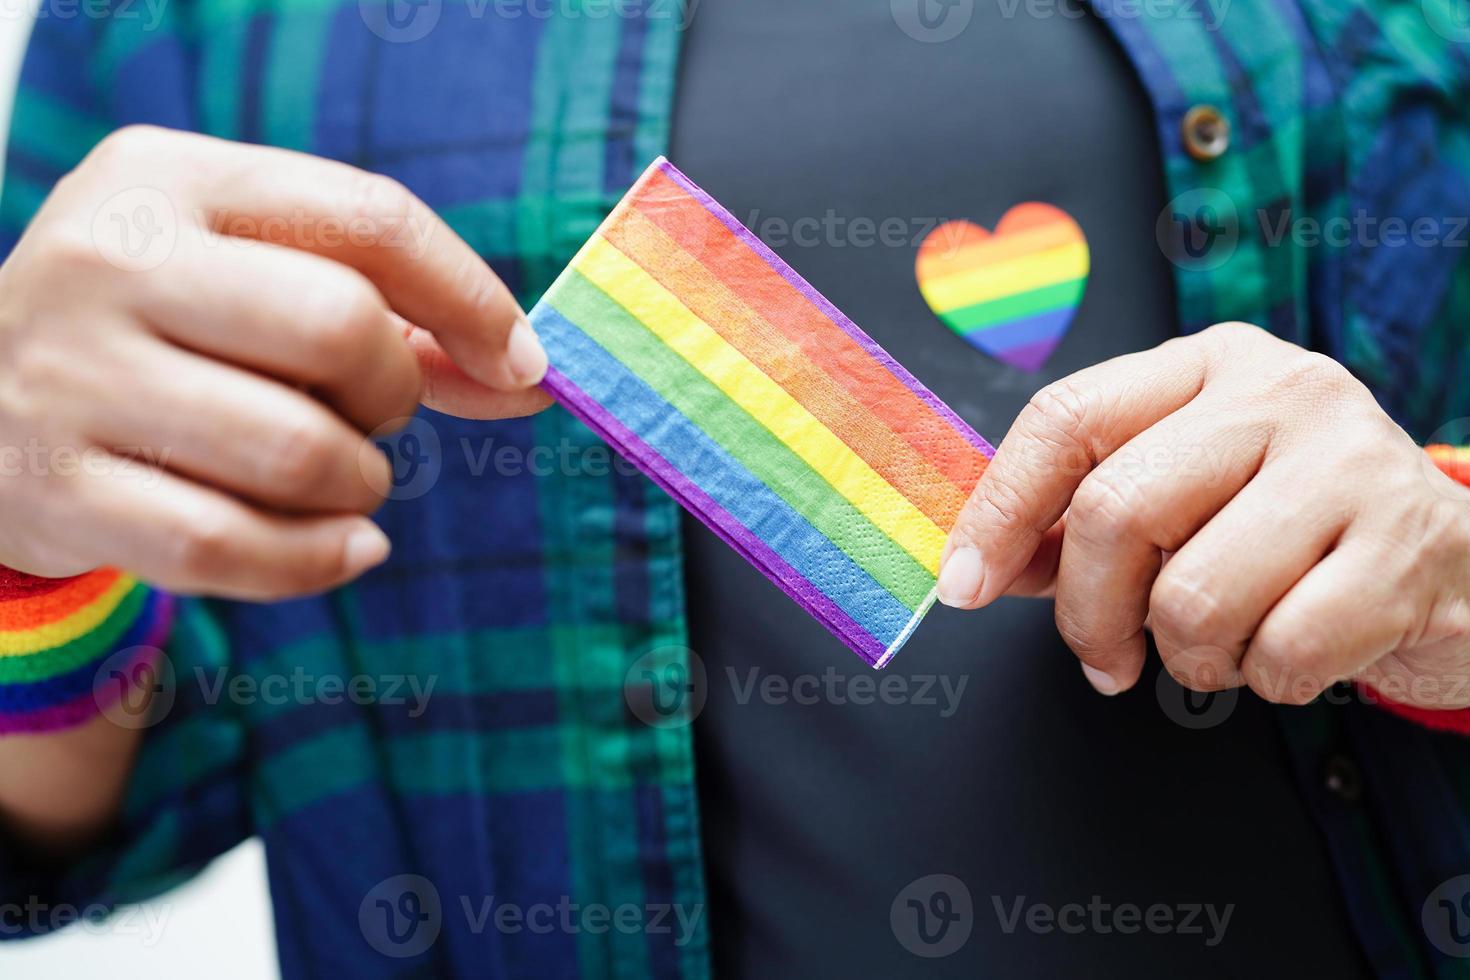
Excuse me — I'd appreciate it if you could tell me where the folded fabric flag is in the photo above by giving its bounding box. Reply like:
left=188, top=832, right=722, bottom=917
left=529, top=158, right=994, bottom=667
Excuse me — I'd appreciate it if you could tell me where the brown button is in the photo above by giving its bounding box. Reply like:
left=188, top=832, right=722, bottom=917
left=1182, top=104, right=1230, bottom=161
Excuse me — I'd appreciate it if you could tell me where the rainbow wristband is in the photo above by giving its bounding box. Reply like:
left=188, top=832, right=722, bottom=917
left=0, top=568, right=174, bottom=735
left=1428, top=444, right=1470, bottom=487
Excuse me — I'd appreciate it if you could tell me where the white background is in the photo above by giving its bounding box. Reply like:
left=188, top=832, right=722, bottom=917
left=0, top=4, right=279, bottom=976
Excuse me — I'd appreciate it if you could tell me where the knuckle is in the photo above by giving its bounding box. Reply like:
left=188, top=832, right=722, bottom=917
left=1053, top=603, right=1117, bottom=663
left=1246, top=629, right=1332, bottom=705
left=340, top=172, right=417, bottom=232
left=36, top=230, right=110, bottom=281
left=963, top=477, right=1031, bottom=537
left=170, top=512, right=239, bottom=582
left=6, top=329, right=82, bottom=415
left=1266, top=351, right=1358, bottom=399
left=453, top=254, right=517, bottom=329
left=1150, top=570, right=1225, bottom=641
left=297, top=273, right=383, bottom=367
left=85, top=125, right=172, bottom=172
left=1069, top=467, right=1144, bottom=545
left=262, top=417, right=344, bottom=498
left=1023, top=379, right=1094, bottom=448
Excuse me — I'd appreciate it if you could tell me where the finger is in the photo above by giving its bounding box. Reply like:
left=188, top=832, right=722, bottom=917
left=1150, top=462, right=1351, bottom=692
left=1051, top=404, right=1269, bottom=694
left=1240, top=532, right=1407, bottom=706
left=938, top=336, right=1214, bottom=609
left=404, top=323, right=553, bottom=420
left=168, top=133, right=546, bottom=391
left=135, top=238, right=421, bottom=432
left=85, top=335, right=390, bottom=514
left=1005, top=520, right=1065, bottom=599
left=47, top=456, right=391, bottom=601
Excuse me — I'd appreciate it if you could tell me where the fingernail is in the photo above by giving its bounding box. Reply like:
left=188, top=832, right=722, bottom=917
left=505, top=317, right=548, bottom=386
left=937, top=547, right=984, bottom=607
left=1081, top=663, right=1121, bottom=696
left=344, top=524, right=391, bottom=576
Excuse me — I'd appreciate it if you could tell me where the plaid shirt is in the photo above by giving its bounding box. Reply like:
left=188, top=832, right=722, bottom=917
left=2, top=0, right=1470, bottom=977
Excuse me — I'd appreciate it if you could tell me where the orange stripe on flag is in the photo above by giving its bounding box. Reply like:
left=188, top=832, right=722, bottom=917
left=629, top=168, right=987, bottom=494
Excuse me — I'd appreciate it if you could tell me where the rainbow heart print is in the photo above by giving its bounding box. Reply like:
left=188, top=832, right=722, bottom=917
left=528, top=158, right=994, bottom=667
left=916, top=204, right=1090, bottom=371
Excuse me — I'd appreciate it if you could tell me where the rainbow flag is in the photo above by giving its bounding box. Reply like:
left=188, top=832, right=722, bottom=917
left=529, top=158, right=993, bottom=667
left=916, top=204, right=1089, bottom=372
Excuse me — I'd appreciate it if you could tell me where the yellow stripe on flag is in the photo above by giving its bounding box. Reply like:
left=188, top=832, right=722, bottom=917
left=578, top=235, right=947, bottom=574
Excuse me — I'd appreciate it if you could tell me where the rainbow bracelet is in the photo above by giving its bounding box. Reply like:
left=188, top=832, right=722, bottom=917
left=1428, top=444, right=1470, bottom=487
left=0, top=568, right=174, bottom=735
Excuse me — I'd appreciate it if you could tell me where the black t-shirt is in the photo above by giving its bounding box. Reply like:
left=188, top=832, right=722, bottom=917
left=670, top=2, right=1372, bottom=977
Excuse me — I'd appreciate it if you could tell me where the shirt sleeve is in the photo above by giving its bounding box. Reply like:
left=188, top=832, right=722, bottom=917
left=0, top=4, right=252, bottom=929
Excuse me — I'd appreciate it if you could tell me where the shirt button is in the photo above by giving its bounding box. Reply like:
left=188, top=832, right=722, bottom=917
left=1182, top=104, right=1231, bottom=161
left=1323, top=754, right=1364, bottom=803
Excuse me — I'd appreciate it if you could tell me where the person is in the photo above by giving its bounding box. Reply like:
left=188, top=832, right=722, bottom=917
left=0, top=0, right=1468, bottom=976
